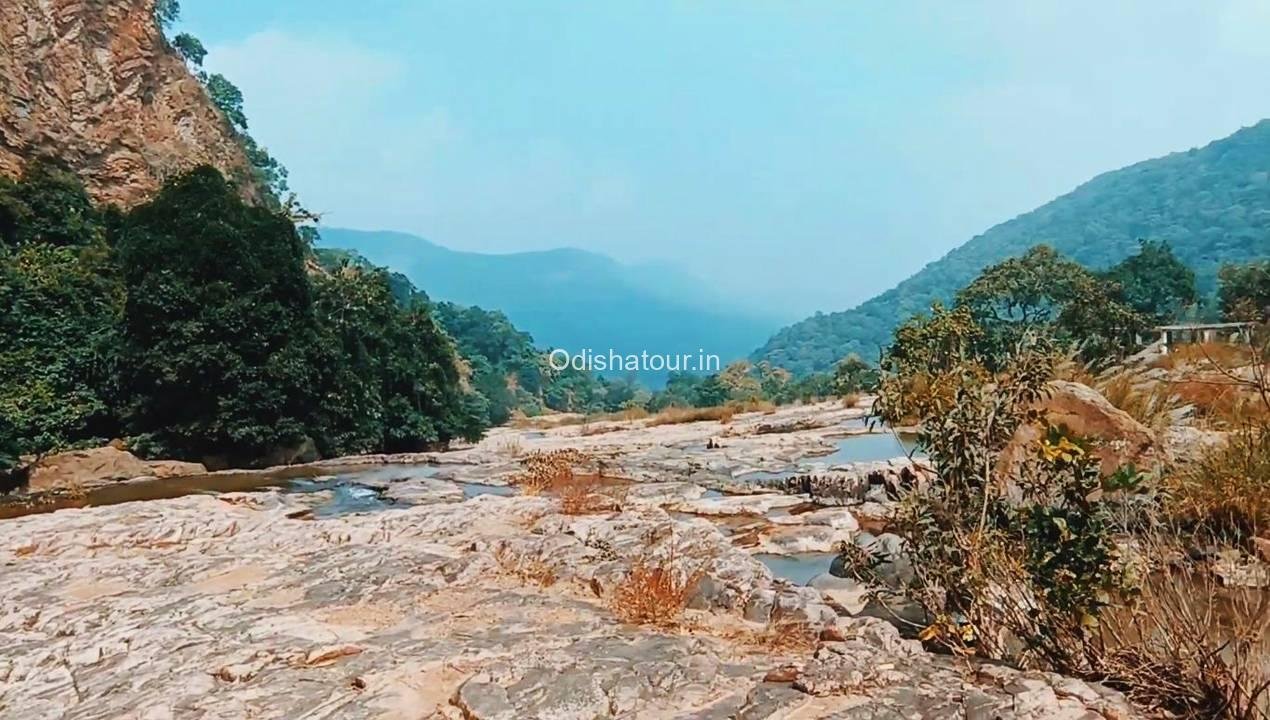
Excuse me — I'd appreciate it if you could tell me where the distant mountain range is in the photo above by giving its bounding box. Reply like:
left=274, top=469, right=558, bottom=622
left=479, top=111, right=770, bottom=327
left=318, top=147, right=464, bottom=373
left=316, top=228, right=777, bottom=384
left=753, top=120, right=1270, bottom=374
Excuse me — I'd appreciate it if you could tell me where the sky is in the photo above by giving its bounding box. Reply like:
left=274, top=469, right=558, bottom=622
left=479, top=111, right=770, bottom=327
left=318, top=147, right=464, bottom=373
left=179, top=0, right=1270, bottom=320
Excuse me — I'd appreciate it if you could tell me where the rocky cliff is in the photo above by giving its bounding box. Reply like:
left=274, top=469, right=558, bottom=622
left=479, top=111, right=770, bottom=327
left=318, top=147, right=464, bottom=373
left=0, top=0, right=254, bottom=207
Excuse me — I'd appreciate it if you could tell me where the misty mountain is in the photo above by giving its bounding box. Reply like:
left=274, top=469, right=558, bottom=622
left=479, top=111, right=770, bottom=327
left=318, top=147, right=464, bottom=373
left=316, top=228, right=777, bottom=384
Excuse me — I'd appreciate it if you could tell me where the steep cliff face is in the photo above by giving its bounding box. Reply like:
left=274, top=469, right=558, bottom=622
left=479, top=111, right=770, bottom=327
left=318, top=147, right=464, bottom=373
left=0, top=0, right=255, bottom=207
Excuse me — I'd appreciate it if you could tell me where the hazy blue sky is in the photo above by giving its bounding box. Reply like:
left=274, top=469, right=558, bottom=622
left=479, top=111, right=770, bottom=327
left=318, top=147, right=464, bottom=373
left=181, top=1, right=1270, bottom=318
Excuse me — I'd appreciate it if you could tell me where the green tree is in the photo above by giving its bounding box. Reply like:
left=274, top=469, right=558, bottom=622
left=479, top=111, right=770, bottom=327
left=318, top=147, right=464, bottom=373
left=117, top=167, right=324, bottom=463
left=0, top=163, right=124, bottom=460
left=693, top=375, right=730, bottom=407
left=1218, top=261, right=1270, bottom=322
left=172, top=33, right=207, bottom=67
left=956, top=245, right=1147, bottom=365
left=204, top=74, right=248, bottom=133
left=832, top=354, right=878, bottom=395
left=153, top=0, right=180, bottom=30
left=308, top=268, right=397, bottom=455
left=0, top=162, right=101, bottom=247
left=1101, top=239, right=1197, bottom=322
left=379, top=302, right=483, bottom=449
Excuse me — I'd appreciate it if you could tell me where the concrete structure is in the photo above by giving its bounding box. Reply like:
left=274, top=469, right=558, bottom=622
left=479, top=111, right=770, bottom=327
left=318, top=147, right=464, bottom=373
left=1149, top=322, right=1254, bottom=353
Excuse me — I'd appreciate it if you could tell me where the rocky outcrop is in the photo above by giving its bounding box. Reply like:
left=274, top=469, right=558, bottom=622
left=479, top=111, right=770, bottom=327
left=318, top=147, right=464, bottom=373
left=1001, top=380, right=1155, bottom=475
left=770, top=459, right=935, bottom=506
left=0, top=0, right=256, bottom=207
left=27, top=446, right=205, bottom=491
left=0, top=487, right=1140, bottom=719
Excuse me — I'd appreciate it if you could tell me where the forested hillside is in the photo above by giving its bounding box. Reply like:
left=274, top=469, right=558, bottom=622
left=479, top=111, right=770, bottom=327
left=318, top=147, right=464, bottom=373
left=0, top=163, right=489, bottom=473
left=754, top=120, right=1270, bottom=374
left=318, top=228, right=776, bottom=384
left=314, top=247, right=620, bottom=423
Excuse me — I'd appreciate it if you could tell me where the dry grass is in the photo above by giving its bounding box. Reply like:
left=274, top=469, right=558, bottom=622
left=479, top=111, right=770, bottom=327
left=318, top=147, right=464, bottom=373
left=1055, top=357, right=1100, bottom=387
left=1097, top=372, right=1182, bottom=429
left=646, top=400, right=778, bottom=427
left=514, top=407, right=651, bottom=431
left=747, top=618, right=821, bottom=654
left=840, top=392, right=864, bottom=409
left=1153, top=343, right=1254, bottom=372
left=493, top=545, right=558, bottom=588
left=647, top=405, right=736, bottom=426
left=555, top=472, right=621, bottom=515
left=610, top=540, right=708, bottom=627
left=1170, top=378, right=1269, bottom=428
left=494, top=436, right=525, bottom=457
left=1166, top=427, right=1270, bottom=540
left=512, top=449, right=586, bottom=495
left=509, top=449, right=622, bottom=514
left=578, top=422, right=620, bottom=437
left=1098, top=539, right=1270, bottom=719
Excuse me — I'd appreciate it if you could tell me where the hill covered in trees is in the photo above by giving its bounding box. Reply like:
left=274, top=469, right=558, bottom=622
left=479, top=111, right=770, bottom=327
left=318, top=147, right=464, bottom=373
left=318, top=228, right=777, bottom=385
left=753, top=120, right=1270, bottom=374
left=0, top=163, right=489, bottom=474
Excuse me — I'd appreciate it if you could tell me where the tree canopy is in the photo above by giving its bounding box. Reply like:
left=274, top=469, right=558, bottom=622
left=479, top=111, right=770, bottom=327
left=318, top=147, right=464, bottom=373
left=0, top=164, right=487, bottom=473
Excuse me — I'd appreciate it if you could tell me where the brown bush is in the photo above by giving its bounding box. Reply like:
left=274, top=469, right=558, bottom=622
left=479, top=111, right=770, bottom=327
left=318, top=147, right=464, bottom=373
left=1098, top=537, right=1270, bottom=719
left=1171, top=378, right=1268, bottom=428
left=512, top=449, right=586, bottom=495
left=1097, top=372, right=1181, bottom=429
left=749, top=618, right=820, bottom=654
left=647, top=405, right=736, bottom=426
left=840, top=392, right=864, bottom=409
left=555, top=473, right=621, bottom=515
left=1153, top=343, right=1254, bottom=372
left=610, top=541, right=707, bottom=626
left=493, top=545, right=558, bottom=588
left=1166, top=427, right=1270, bottom=540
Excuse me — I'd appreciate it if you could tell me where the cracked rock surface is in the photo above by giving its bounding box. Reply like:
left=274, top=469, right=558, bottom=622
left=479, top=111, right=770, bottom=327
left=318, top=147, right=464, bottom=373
left=0, top=479, right=1139, bottom=719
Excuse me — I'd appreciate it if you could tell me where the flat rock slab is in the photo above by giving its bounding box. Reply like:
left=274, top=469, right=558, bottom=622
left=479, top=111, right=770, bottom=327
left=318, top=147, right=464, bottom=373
left=0, top=490, right=1140, bottom=719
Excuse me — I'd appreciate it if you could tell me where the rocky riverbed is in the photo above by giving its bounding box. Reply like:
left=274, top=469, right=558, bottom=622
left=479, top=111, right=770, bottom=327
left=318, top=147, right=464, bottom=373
left=0, top=401, right=1143, bottom=719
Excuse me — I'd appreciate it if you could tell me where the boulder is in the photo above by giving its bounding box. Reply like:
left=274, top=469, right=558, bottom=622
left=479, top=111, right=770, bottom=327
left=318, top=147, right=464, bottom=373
left=1000, top=380, right=1154, bottom=475
left=146, top=460, right=207, bottom=478
left=25, top=447, right=206, bottom=492
left=807, top=572, right=869, bottom=614
left=28, top=447, right=155, bottom=491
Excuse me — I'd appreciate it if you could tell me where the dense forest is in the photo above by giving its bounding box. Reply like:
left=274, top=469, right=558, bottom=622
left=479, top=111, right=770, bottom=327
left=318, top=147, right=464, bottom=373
left=754, top=120, right=1270, bottom=374
left=0, top=163, right=486, bottom=473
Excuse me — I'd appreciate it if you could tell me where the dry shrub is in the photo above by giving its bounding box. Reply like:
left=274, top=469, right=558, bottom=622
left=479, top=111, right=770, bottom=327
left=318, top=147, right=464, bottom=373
left=1097, top=372, right=1181, bottom=429
left=731, top=398, right=776, bottom=414
left=610, top=539, right=707, bottom=626
left=1166, top=426, right=1270, bottom=540
left=493, top=545, right=558, bottom=587
left=512, top=449, right=585, bottom=495
left=1098, top=538, right=1270, bottom=719
left=1154, top=342, right=1253, bottom=372
left=511, top=449, right=621, bottom=514
left=615, top=407, right=651, bottom=422
left=555, top=472, right=620, bottom=515
left=1171, top=378, right=1268, bottom=428
left=840, top=392, right=864, bottom=409
left=509, top=412, right=586, bottom=429
left=1055, top=357, right=1099, bottom=387
left=578, top=422, right=620, bottom=437
left=748, top=618, right=820, bottom=654
left=494, top=436, right=525, bottom=457
left=647, top=405, right=737, bottom=427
